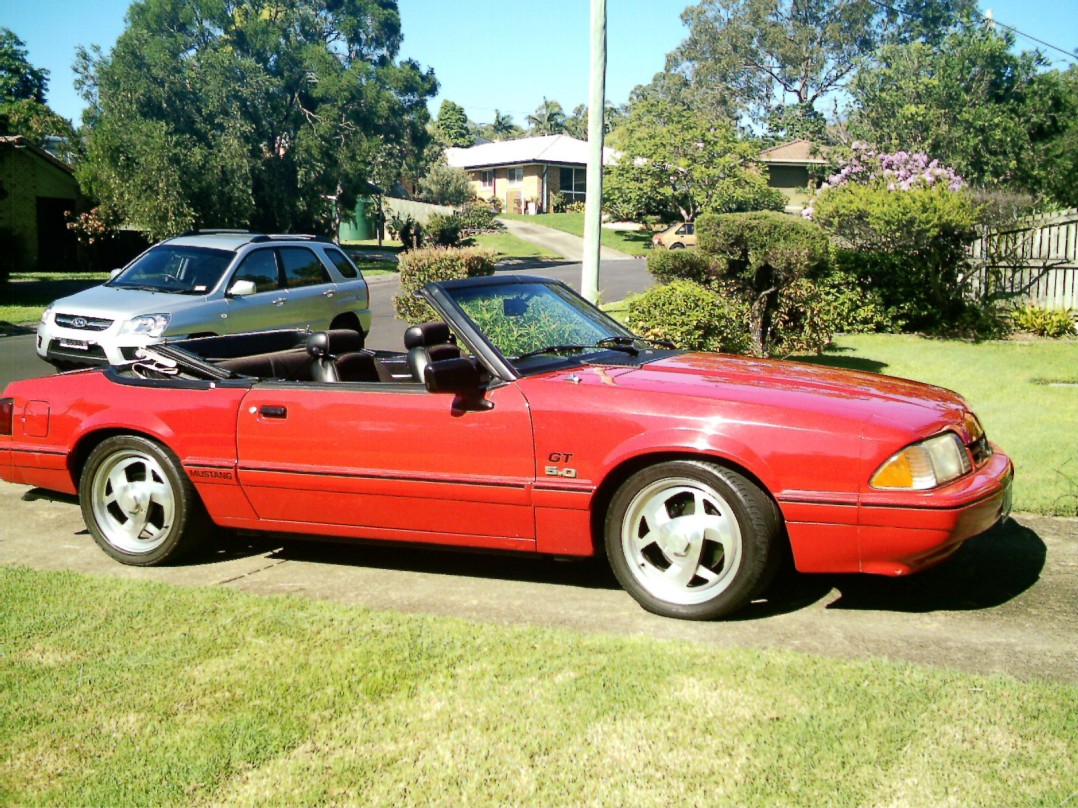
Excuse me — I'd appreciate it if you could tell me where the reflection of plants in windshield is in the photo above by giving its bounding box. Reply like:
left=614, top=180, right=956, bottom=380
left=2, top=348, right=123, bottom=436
left=462, top=294, right=601, bottom=357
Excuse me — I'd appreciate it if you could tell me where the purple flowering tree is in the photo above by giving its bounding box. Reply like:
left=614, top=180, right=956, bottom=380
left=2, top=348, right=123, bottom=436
left=806, top=144, right=980, bottom=328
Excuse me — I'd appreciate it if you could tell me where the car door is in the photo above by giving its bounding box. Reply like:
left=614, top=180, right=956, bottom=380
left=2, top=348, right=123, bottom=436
left=234, top=381, right=538, bottom=550
left=278, top=246, right=338, bottom=330
left=221, top=248, right=292, bottom=333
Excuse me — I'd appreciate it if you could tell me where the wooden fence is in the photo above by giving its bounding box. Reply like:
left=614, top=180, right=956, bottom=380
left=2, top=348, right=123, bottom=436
left=968, top=209, right=1078, bottom=309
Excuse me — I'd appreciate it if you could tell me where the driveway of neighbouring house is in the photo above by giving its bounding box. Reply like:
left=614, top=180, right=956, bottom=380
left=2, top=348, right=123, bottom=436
left=497, top=217, right=637, bottom=262
left=2, top=477, right=1074, bottom=684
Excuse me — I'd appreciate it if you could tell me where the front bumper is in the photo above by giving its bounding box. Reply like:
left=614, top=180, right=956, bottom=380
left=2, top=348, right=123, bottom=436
left=857, top=450, right=1014, bottom=575
left=37, top=322, right=147, bottom=367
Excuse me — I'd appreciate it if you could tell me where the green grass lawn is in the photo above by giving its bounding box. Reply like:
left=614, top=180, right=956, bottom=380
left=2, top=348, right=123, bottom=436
left=499, top=212, right=656, bottom=257
left=794, top=334, right=1078, bottom=517
left=467, top=230, right=561, bottom=260
left=1, top=273, right=111, bottom=327
left=2, top=566, right=1074, bottom=806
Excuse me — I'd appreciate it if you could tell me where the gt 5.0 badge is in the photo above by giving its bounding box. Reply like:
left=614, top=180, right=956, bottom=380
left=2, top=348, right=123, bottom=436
left=545, top=452, right=577, bottom=478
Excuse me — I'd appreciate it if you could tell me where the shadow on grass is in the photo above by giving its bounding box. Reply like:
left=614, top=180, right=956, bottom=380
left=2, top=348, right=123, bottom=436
left=788, top=353, right=889, bottom=375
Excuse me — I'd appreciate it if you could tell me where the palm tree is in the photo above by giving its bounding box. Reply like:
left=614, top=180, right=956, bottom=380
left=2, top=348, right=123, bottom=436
left=491, top=109, right=515, bottom=139
left=526, top=97, right=566, bottom=136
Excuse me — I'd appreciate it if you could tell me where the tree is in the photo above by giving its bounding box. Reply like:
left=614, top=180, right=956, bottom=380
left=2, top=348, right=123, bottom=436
left=416, top=163, right=474, bottom=206
left=526, top=97, right=566, bottom=135
left=667, top=0, right=975, bottom=134
left=434, top=100, right=473, bottom=148
left=0, top=28, right=48, bottom=104
left=490, top=110, right=518, bottom=139
left=1034, top=66, right=1078, bottom=209
left=603, top=96, right=783, bottom=222
left=849, top=24, right=1068, bottom=195
left=564, top=103, right=627, bottom=140
left=0, top=28, right=77, bottom=158
left=75, top=0, right=437, bottom=241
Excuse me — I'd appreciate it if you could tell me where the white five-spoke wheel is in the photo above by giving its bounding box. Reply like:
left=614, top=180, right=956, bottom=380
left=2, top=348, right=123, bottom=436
left=606, top=461, right=781, bottom=619
left=80, top=435, right=209, bottom=565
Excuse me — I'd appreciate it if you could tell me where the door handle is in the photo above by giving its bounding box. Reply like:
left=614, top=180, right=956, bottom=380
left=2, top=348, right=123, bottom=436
left=259, top=405, right=287, bottom=419
left=272, top=297, right=286, bottom=306
left=323, top=289, right=335, bottom=298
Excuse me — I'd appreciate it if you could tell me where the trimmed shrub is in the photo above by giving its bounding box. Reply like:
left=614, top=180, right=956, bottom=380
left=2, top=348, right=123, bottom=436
left=646, top=248, right=716, bottom=287
left=697, top=211, right=830, bottom=355
left=627, top=280, right=750, bottom=354
left=393, top=246, right=497, bottom=324
left=1010, top=305, right=1077, bottom=338
left=456, top=200, right=499, bottom=233
left=425, top=213, right=463, bottom=247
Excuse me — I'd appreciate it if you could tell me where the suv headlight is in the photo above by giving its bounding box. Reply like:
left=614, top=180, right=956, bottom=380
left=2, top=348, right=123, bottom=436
left=870, top=432, right=973, bottom=490
left=119, top=313, right=171, bottom=338
left=40, top=304, right=53, bottom=325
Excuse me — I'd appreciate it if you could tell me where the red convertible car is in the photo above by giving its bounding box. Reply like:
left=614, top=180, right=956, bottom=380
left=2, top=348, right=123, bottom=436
left=0, top=275, right=1013, bottom=619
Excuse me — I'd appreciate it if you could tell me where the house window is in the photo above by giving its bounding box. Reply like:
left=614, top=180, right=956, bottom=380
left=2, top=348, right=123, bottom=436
left=507, top=167, right=524, bottom=185
left=559, top=166, right=587, bottom=203
left=480, top=170, right=494, bottom=188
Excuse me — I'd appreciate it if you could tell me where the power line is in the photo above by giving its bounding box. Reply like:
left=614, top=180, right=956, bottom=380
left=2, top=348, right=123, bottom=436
left=984, top=13, right=1077, bottom=62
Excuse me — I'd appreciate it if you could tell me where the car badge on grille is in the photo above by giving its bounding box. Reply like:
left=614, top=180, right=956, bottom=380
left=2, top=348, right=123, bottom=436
left=72, top=317, right=88, bottom=329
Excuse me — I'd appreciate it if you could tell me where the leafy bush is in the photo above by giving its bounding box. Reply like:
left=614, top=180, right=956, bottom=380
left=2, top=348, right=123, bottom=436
left=393, top=246, right=496, bottom=324
left=627, top=280, right=750, bottom=354
left=1010, top=305, right=1077, bottom=338
left=456, top=200, right=499, bottom=233
left=697, top=211, right=830, bottom=355
left=388, top=213, right=421, bottom=250
left=807, top=146, right=980, bottom=330
left=425, top=213, right=463, bottom=247
left=646, top=248, right=716, bottom=287
left=816, top=271, right=903, bottom=334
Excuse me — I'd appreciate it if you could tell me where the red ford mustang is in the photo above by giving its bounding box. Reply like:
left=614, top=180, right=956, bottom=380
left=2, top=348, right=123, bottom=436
left=0, top=275, right=1013, bottom=619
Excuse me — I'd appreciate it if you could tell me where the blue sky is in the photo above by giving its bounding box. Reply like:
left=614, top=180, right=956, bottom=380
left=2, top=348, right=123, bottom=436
left=3, top=0, right=1076, bottom=128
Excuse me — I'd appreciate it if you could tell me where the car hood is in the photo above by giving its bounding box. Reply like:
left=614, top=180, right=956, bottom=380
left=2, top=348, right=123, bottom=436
left=574, top=351, right=970, bottom=438
left=48, top=285, right=207, bottom=319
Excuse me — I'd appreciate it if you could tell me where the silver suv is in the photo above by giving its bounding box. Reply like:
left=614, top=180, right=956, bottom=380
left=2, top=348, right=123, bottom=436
left=37, top=231, right=372, bottom=368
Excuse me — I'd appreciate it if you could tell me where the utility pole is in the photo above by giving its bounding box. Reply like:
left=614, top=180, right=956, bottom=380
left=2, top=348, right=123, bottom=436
left=581, top=0, right=606, bottom=304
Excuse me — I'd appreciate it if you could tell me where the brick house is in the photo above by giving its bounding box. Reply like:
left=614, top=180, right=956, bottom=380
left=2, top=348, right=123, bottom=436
left=757, top=139, right=829, bottom=209
left=446, top=135, right=614, bottom=214
left=0, top=135, right=80, bottom=274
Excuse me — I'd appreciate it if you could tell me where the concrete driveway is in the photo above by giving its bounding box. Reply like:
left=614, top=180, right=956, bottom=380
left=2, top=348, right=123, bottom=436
left=1, top=478, right=1074, bottom=684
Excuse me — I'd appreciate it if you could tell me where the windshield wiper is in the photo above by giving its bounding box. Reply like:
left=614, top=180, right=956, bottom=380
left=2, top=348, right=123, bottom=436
left=596, top=335, right=676, bottom=350
left=515, top=342, right=639, bottom=362
left=110, top=283, right=168, bottom=292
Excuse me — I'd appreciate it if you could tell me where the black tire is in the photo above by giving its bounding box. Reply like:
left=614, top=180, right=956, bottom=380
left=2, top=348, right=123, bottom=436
left=669, top=242, right=685, bottom=250
left=330, top=313, right=364, bottom=335
left=604, top=460, right=781, bottom=620
left=79, top=435, right=211, bottom=566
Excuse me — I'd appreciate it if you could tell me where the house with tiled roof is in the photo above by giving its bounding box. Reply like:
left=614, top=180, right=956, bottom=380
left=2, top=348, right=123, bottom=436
left=446, top=135, right=615, bottom=214
left=758, top=139, right=830, bottom=208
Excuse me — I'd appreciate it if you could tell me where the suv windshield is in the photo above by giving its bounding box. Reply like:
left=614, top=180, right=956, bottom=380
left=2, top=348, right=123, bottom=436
left=109, top=245, right=234, bottom=295
left=446, top=280, right=643, bottom=371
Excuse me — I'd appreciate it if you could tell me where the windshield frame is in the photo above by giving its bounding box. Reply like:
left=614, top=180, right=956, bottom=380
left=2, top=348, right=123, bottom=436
left=423, top=275, right=651, bottom=380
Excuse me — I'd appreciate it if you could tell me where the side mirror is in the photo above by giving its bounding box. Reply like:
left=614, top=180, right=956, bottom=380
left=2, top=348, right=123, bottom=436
left=424, top=357, right=492, bottom=411
left=227, top=279, right=257, bottom=297
left=109, top=268, right=123, bottom=279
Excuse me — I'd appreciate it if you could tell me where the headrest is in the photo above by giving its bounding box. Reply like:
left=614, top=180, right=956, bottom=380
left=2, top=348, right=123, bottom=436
left=326, top=328, right=365, bottom=353
left=404, top=321, right=451, bottom=350
left=306, top=331, right=331, bottom=358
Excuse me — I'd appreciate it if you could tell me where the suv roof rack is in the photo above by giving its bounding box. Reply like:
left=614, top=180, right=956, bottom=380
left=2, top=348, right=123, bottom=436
left=248, top=234, right=335, bottom=244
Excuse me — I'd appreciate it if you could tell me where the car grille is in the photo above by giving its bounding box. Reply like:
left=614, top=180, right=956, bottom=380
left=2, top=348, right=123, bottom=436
left=54, top=313, right=114, bottom=331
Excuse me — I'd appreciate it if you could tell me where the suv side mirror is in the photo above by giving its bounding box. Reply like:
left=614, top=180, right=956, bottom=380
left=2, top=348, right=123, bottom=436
left=227, top=279, right=257, bottom=297
left=109, top=268, right=123, bottom=280
left=424, top=357, right=492, bottom=411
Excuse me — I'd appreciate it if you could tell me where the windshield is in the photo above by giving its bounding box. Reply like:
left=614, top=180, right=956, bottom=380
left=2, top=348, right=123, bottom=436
left=109, top=245, right=234, bottom=295
left=446, top=280, right=643, bottom=371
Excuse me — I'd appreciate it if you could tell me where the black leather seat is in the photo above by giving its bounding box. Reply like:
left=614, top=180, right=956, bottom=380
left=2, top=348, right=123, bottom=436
left=305, top=332, right=339, bottom=382
left=404, top=322, right=461, bottom=382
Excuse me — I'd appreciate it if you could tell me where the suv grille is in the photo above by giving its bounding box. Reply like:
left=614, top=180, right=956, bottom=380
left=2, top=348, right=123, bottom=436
left=55, top=313, right=114, bottom=332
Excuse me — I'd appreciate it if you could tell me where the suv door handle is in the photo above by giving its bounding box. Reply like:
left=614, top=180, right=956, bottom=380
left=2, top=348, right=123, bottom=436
left=322, top=289, right=335, bottom=298
left=272, top=297, right=286, bottom=306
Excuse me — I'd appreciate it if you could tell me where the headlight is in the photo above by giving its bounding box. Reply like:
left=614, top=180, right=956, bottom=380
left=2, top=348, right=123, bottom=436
left=119, top=313, right=171, bottom=338
left=870, top=432, right=973, bottom=490
left=40, top=304, right=53, bottom=325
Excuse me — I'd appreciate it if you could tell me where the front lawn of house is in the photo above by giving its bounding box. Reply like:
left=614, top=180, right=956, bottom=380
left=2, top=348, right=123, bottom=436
left=499, top=212, right=656, bottom=257
left=2, top=566, right=1074, bottom=806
